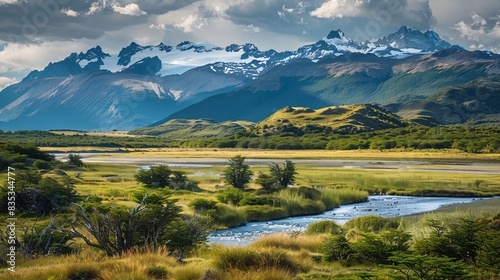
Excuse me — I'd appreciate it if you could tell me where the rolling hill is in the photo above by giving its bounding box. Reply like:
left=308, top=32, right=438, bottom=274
left=253, top=104, right=406, bottom=136
left=129, top=119, right=254, bottom=139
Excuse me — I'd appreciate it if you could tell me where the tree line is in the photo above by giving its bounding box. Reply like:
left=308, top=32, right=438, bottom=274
left=2, top=125, right=500, bottom=153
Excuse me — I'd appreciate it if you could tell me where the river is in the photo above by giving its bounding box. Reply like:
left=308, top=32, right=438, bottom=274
left=208, top=195, right=489, bottom=246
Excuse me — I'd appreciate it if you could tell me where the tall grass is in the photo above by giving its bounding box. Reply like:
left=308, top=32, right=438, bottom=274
left=211, top=245, right=312, bottom=275
left=172, top=263, right=207, bottom=280
left=318, top=188, right=368, bottom=209
left=252, top=233, right=323, bottom=252
left=273, top=188, right=325, bottom=216
left=8, top=247, right=177, bottom=280
left=202, top=267, right=295, bottom=280
left=305, top=220, right=343, bottom=235
left=212, top=204, right=247, bottom=228
left=297, top=168, right=500, bottom=197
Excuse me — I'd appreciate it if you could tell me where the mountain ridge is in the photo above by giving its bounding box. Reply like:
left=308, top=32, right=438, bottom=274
left=1, top=26, right=497, bottom=131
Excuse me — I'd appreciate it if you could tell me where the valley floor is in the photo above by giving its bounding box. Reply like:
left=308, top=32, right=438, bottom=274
left=41, top=147, right=500, bottom=161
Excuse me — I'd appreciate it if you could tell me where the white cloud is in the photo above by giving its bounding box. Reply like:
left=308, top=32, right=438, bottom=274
left=174, top=14, right=208, bottom=33
left=310, top=0, right=365, bottom=19
left=0, top=0, right=20, bottom=5
left=60, top=8, right=80, bottom=17
left=149, top=24, right=171, bottom=31
left=244, top=24, right=261, bottom=33
left=111, top=3, right=147, bottom=16
left=0, top=77, right=18, bottom=91
left=0, top=41, right=89, bottom=73
left=454, top=13, right=500, bottom=43
left=86, top=1, right=104, bottom=16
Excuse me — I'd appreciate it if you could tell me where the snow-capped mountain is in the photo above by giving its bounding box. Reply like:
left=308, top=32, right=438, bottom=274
left=0, top=26, right=483, bottom=131
left=25, top=26, right=457, bottom=82
left=290, top=26, right=460, bottom=61
left=95, top=41, right=273, bottom=78
left=373, top=26, right=454, bottom=52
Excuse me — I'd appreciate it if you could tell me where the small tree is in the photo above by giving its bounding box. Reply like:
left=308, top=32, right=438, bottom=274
left=67, top=154, right=84, bottom=167
left=135, top=165, right=173, bottom=188
left=269, top=160, right=297, bottom=188
left=223, top=155, right=253, bottom=190
left=66, top=203, right=147, bottom=256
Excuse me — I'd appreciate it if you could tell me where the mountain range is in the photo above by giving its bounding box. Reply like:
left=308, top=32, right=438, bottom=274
left=0, top=26, right=498, bottom=131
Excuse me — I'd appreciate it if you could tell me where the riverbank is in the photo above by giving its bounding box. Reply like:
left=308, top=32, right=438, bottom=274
left=208, top=195, right=490, bottom=245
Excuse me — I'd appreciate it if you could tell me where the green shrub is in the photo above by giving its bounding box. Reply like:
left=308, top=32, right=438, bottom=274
left=239, top=196, right=270, bottom=206
left=216, top=188, right=247, bottom=205
left=323, top=235, right=354, bottom=264
left=189, top=198, right=217, bottom=212
left=33, top=159, right=50, bottom=169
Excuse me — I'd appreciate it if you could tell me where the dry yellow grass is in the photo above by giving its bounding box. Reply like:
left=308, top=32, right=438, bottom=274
left=252, top=233, right=324, bottom=252
left=39, top=147, right=500, bottom=161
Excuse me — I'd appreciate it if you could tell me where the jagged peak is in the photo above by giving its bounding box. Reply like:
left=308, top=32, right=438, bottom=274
left=327, top=29, right=345, bottom=40
left=129, top=41, right=141, bottom=47
left=77, top=45, right=110, bottom=61
left=226, top=43, right=242, bottom=52
left=322, top=28, right=352, bottom=45
left=157, top=42, right=173, bottom=52
left=398, top=26, right=410, bottom=33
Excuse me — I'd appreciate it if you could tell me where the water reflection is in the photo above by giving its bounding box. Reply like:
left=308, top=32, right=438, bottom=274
left=209, top=195, right=486, bottom=246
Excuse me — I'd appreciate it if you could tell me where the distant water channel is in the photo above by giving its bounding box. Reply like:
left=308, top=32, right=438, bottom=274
left=208, top=195, right=487, bottom=246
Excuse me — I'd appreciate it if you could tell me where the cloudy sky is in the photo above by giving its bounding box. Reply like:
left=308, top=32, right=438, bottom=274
left=0, top=0, right=499, bottom=90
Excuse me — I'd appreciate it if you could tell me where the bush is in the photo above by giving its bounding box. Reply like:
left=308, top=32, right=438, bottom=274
left=216, top=188, right=247, bottom=205
left=67, top=154, right=84, bottom=167
left=323, top=235, right=354, bottom=264
left=238, top=196, right=270, bottom=206
left=135, top=166, right=193, bottom=189
left=189, top=198, right=217, bottom=212
left=33, top=159, right=50, bottom=169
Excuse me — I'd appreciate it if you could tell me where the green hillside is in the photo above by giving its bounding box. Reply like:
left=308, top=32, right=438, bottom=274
left=129, top=119, right=255, bottom=139
left=386, top=75, right=500, bottom=125
left=253, top=104, right=407, bottom=136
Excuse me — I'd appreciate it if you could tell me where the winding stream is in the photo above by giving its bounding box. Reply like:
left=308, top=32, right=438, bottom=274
left=208, top=195, right=488, bottom=246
